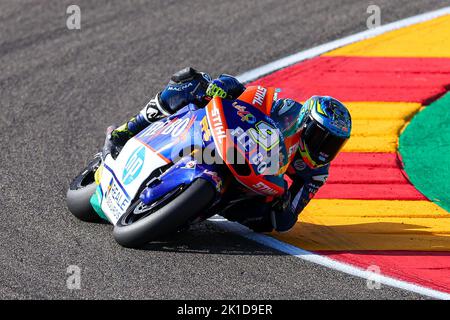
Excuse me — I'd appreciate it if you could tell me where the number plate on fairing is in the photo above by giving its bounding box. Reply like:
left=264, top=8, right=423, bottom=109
left=104, top=178, right=130, bottom=222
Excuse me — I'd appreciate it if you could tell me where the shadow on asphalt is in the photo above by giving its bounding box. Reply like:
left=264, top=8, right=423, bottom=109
left=139, top=222, right=284, bottom=256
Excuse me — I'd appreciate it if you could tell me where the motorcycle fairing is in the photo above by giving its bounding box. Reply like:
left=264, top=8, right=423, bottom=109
left=139, top=156, right=223, bottom=206
left=239, top=86, right=301, bottom=174
left=134, top=104, right=205, bottom=164
left=205, top=96, right=285, bottom=196
left=132, top=105, right=225, bottom=206
left=93, top=105, right=224, bottom=224
left=95, top=138, right=169, bottom=225
left=237, top=85, right=280, bottom=116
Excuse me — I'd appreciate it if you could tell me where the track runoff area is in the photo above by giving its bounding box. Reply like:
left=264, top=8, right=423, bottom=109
left=210, top=7, right=450, bottom=300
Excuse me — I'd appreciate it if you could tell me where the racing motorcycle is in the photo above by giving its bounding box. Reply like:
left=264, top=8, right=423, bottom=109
left=66, top=86, right=301, bottom=248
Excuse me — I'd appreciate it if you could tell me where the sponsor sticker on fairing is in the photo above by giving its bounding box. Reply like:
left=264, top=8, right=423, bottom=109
left=209, top=104, right=226, bottom=145
left=232, top=102, right=257, bottom=124
left=252, top=86, right=267, bottom=106
left=122, top=146, right=146, bottom=185
left=252, top=181, right=279, bottom=196
left=105, top=179, right=130, bottom=220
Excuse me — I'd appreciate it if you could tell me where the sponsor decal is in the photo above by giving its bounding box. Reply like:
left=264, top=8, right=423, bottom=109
left=167, top=82, right=193, bottom=91
left=306, top=182, right=320, bottom=199
left=161, top=117, right=193, bottom=137
left=248, top=121, right=280, bottom=151
left=145, top=104, right=159, bottom=119
left=105, top=178, right=130, bottom=219
left=141, top=118, right=172, bottom=137
left=278, top=99, right=296, bottom=116
left=142, top=117, right=193, bottom=138
left=293, top=159, right=307, bottom=171
left=252, top=181, right=278, bottom=195
left=210, top=104, right=226, bottom=145
left=232, top=102, right=256, bottom=124
left=252, top=86, right=267, bottom=106
left=200, top=116, right=211, bottom=141
left=122, top=146, right=146, bottom=185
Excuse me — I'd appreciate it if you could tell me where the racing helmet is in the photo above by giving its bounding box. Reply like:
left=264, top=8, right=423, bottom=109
left=298, top=96, right=352, bottom=168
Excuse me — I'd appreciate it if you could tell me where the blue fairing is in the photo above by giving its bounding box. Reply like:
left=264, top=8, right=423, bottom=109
left=134, top=104, right=223, bottom=204
left=135, top=104, right=209, bottom=162
left=140, top=157, right=223, bottom=205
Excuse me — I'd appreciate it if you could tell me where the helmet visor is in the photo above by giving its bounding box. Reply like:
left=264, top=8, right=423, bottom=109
left=302, top=117, right=348, bottom=166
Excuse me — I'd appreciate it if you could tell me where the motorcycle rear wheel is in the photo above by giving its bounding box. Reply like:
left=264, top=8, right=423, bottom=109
left=113, top=178, right=215, bottom=248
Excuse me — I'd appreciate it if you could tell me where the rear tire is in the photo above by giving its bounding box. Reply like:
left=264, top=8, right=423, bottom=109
left=66, top=155, right=101, bottom=222
left=113, top=179, right=215, bottom=248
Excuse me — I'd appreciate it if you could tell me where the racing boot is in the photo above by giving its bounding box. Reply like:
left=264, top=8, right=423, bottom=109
left=109, top=96, right=164, bottom=148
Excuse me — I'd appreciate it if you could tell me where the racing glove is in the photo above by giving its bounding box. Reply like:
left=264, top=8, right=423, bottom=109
left=206, top=79, right=228, bottom=98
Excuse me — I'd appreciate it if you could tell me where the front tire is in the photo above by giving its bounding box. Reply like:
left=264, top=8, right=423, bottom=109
left=113, top=179, right=216, bottom=248
left=66, top=155, right=101, bottom=222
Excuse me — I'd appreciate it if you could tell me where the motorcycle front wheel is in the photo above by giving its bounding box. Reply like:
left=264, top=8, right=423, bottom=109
left=113, top=178, right=216, bottom=248
left=66, top=154, right=102, bottom=222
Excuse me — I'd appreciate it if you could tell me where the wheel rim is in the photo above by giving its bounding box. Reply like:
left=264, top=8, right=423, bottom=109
left=120, top=184, right=185, bottom=225
left=70, top=154, right=102, bottom=190
left=79, top=170, right=96, bottom=187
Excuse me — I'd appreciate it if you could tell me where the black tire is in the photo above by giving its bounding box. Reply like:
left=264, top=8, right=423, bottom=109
left=113, top=179, right=216, bottom=248
left=66, top=156, right=101, bottom=222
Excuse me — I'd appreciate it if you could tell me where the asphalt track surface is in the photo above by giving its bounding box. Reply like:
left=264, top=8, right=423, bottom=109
left=1, top=0, right=448, bottom=300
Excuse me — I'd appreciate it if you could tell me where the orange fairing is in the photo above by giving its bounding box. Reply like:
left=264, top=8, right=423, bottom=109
left=238, top=86, right=299, bottom=176
left=205, top=97, right=228, bottom=160
left=238, top=86, right=277, bottom=116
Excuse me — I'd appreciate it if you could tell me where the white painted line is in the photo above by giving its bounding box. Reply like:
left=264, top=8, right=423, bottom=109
left=222, top=7, right=450, bottom=300
left=237, top=6, right=450, bottom=83
left=210, top=217, right=450, bottom=300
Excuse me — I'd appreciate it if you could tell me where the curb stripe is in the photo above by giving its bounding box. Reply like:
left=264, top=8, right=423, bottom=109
left=274, top=199, right=450, bottom=252
left=213, top=8, right=450, bottom=299
left=237, top=7, right=450, bottom=83
left=250, top=57, right=450, bottom=104
left=320, top=251, right=450, bottom=294
left=210, top=218, right=450, bottom=300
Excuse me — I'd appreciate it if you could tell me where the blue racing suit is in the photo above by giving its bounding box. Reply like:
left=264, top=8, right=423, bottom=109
left=110, top=67, right=245, bottom=144
left=110, top=67, right=329, bottom=233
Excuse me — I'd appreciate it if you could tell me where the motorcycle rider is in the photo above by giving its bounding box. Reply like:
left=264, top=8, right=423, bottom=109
left=110, top=67, right=352, bottom=233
